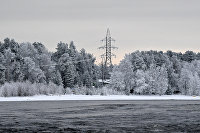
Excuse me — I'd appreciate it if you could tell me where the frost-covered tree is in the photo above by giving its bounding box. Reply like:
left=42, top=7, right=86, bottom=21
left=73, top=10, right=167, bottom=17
left=53, top=70, right=63, bottom=86
left=0, top=53, right=6, bottom=85
left=182, top=51, right=196, bottom=62
left=11, top=61, right=23, bottom=82
left=33, top=42, right=48, bottom=54
left=134, top=70, right=148, bottom=94
left=0, top=64, right=6, bottom=85
left=69, top=41, right=77, bottom=62
left=145, top=65, right=168, bottom=95
left=130, top=51, right=146, bottom=71
left=4, top=48, right=16, bottom=82
left=75, top=48, right=96, bottom=87
left=118, top=55, right=135, bottom=94
left=52, top=42, right=69, bottom=62
left=58, top=53, right=75, bottom=88
left=178, top=62, right=200, bottom=95
left=109, top=67, right=125, bottom=91
left=19, top=42, right=38, bottom=60
left=2, top=38, right=19, bottom=53
left=156, top=66, right=168, bottom=95
left=22, top=57, right=46, bottom=83
left=83, top=70, right=93, bottom=88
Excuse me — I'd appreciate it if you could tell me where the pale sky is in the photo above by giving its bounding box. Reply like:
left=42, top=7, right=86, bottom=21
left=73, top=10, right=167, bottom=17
left=0, top=0, right=200, bottom=64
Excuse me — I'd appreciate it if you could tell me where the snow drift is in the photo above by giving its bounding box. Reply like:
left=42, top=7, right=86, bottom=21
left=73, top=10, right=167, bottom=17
left=0, top=95, right=200, bottom=102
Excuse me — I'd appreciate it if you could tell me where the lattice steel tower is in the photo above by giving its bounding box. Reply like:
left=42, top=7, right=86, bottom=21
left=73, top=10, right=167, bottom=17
left=99, top=28, right=117, bottom=67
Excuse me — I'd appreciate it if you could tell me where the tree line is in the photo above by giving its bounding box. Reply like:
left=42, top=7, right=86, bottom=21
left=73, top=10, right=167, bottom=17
left=1, top=38, right=200, bottom=96
left=110, top=50, right=200, bottom=95
left=0, top=38, right=100, bottom=92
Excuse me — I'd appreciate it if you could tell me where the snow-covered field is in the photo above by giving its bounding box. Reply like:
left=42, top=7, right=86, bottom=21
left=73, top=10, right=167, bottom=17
left=0, top=95, right=200, bottom=102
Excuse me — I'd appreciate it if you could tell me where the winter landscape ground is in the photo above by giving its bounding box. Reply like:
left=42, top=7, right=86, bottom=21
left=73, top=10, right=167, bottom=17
left=1, top=100, right=200, bottom=132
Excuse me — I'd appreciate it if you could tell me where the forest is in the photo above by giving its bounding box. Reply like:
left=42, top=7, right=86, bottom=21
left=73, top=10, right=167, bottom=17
left=110, top=50, right=200, bottom=96
left=0, top=38, right=200, bottom=96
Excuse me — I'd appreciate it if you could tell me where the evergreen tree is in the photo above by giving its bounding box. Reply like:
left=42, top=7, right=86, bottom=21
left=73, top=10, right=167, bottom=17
left=83, top=70, right=92, bottom=88
left=58, top=53, right=75, bottom=88
left=0, top=64, right=6, bottom=85
left=52, top=42, right=69, bottom=62
left=182, top=51, right=196, bottom=62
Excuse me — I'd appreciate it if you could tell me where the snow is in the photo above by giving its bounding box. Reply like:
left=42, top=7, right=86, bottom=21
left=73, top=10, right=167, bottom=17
left=0, top=95, right=200, bottom=102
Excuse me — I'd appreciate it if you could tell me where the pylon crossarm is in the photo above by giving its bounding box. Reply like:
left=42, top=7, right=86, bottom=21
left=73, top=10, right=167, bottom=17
left=111, top=46, right=118, bottom=49
left=100, top=54, right=106, bottom=58
left=98, top=46, right=106, bottom=49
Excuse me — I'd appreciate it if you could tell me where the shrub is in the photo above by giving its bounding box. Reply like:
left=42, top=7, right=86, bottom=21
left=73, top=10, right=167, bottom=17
left=0, top=82, right=124, bottom=97
left=73, top=86, right=125, bottom=95
left=0, top=81, right=69, bottom=97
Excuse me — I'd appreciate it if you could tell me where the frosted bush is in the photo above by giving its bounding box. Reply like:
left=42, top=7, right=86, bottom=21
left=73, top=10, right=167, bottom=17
left=0, top=81, right=66, bottom=97
left=0, top=82, right=125, bottom=97
left=0, top=82, right=32, bottom=97
left=101, top=87, right=125, bottom=95
left=64, top=87, right=73, bottom=95
left=72, top=86, right=125, bottom=95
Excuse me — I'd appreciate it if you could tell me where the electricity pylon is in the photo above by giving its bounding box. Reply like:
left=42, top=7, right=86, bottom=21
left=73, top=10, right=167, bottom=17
left=99, top=28, right=118, bottom=67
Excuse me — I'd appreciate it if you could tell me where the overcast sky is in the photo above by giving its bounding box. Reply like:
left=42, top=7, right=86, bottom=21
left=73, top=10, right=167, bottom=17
left=0, top=0, right=200, bottom=64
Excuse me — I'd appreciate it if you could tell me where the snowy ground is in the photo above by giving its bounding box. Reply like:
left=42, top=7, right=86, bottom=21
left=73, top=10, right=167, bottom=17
left=0, top=95, right=200, bottom=101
